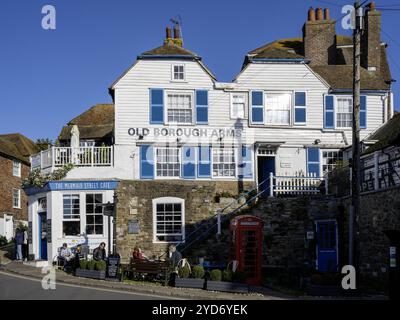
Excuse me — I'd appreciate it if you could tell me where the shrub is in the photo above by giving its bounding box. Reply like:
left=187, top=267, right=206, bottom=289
left=0, top=236, right=8, bottom=247
left=192, top=265, right=205, bottom=279
left=95, top=260, right=107, bottom=272
left=178, top=264, right=190, bottom=278
left=222, top=269, right=233, bottom=282
left=233, top=271, right=247, bottom=283
left=87, top=260, right=97, bottom=270
left=79, top=259, right=88, bottom=270
left=210, top=269, right=222, bottom=282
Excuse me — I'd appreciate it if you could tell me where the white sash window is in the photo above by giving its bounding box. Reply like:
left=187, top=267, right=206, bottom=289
left=166, top=92, right=193, bottom=124
left=156, top=147, right=181, bottom=177
left=265, top=93, right=291, bottom=125
left=212, top=147, right=236, bottom=177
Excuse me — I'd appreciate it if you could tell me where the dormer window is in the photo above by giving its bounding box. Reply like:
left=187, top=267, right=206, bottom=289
left=172, top=64, right=185, bottom=81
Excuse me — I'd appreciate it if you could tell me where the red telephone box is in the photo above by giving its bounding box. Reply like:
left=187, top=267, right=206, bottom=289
left=230, top=215, right=264, bottom=285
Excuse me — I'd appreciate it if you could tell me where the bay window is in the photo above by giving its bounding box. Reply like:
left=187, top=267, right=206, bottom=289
left=166, top=92, right=193, bottom=124
left=212, top=147, right=236, bottom=177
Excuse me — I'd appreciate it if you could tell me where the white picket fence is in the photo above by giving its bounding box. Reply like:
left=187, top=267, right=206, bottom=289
left=268, top=172, right=326, bottom=196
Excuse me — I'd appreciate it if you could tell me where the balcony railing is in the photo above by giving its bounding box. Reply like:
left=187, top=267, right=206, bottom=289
left=31, top=146, right=114, bottom=170
left=268, top=172, right=326, bottom=196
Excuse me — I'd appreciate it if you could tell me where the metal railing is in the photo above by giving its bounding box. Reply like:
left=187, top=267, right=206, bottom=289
left=31, top=146, right=114, bottom=170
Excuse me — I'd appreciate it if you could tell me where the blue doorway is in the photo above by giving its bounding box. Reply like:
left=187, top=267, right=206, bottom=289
left=316, top=220, right=338, bottom=272
left=38, top=212, right=48, bottom=260
left=257, top=156, right=275, bottom=197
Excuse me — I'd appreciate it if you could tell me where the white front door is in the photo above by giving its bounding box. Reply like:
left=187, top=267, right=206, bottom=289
left=4, top=215, right=14, bottom=241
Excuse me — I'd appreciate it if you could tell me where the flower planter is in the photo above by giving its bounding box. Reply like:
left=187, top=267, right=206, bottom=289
left=75, top=268, right=106, bottom=280
left=205, top=280, right=249, bottom=293
left=174, top=278, right=205, bottom=289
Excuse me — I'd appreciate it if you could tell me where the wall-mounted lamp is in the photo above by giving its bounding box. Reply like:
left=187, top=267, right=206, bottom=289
left=138, top=135, right=144, bottom=140
left=314, top=139, right=321, bottom=145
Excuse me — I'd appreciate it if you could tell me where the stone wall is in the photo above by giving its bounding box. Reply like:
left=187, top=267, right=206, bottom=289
left=115, top=180, right=253, bottom=263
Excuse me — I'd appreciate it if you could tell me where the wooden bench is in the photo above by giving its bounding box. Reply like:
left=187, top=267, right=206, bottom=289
left=122, top=259, right=172, bottom=285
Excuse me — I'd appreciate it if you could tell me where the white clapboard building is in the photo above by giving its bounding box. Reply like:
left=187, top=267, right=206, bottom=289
left=26, top=6, right=394, bottom=264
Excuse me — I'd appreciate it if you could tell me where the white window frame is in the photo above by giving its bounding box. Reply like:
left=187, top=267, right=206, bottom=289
left=12, top=188, right=21, bottom=209
left=230, top=92, right=247, bottom=120
left=212, top=146, right=237, bottom=178
left=264, top=91, right=293, bottom=126
left=335, top=96, right=353, bottom=129
left=62, top=194, right=81, bottom=237
left=321, top=149, right=343, bottom=175
left=79, top=140, right=96, bottom=147
left=12, top=160, right=21, bottom=177
left=85, top=193, right=105, bottom=236
left=152, top=197, right=185, bottom=244
left=155, top=146, right=181, bottom=179
left=165, top=90, right=194, bottom=125
left=171, top=64, right=186, bottom=82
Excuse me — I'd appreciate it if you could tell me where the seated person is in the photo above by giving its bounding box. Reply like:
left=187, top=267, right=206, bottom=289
left=93, top=242, right=106, bottom=261
left=59, top=243, right=73, bottom=262
left=132, top=247, right=148, bottom=261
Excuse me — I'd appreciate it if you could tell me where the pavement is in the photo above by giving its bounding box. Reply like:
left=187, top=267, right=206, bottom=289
left=0, top=261, right=286, bottom=300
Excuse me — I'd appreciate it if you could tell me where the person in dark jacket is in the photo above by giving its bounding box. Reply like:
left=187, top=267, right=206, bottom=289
left=93, top=242, right=106, bottom=261
left=168, top=244, right=182, bottom=269
left=15, top=228, right=24, bottom=261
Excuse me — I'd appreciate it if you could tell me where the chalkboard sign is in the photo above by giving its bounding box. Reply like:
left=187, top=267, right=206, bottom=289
left=28, top=222, right=33, bottom=244
left=107, top=255, right=120, bottom=279
left=128, top=219, right=140, bottom=234
left=46, top=219, right=52, bottom=243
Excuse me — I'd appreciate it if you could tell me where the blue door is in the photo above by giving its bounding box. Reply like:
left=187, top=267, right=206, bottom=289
left=38, top=213, right=48, bottom=260
left=258, top=157, right=275, bottom=197
left=316, top=220, right=338, bottom=272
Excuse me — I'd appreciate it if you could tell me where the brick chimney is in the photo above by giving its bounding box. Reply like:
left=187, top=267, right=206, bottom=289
left=303, top=7, right=337, bottom=66
left=361, top=2, right=381, bottom=72
left=164, top=25, right=183, bottom=47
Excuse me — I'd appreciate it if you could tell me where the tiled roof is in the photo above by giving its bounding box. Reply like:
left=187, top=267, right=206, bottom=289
left=364, top=112, right=400, bottom=154
left=247, top=36, right=391, bottom=91
left=140, top=42, right=199, bottom=58
left=58, top=104, right=114, bottom=141
left=0, top=133, right=37, bottom=164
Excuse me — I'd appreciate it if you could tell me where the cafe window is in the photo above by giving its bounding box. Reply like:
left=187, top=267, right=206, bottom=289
left=86, top=194, right=104, bottom=235
left=153, top=197, right=184, bottom=243
left=156, top=147, right=181, bottom=178
left=12, top=160, right=21, bottom=177
left=63, top=194, right=80, bottom=236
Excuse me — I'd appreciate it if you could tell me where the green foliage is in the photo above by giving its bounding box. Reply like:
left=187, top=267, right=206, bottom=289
left=210, top=269, right=222, bottom=281
left=233, top=271, right=247, bottom=283
left=0, top=236, right=8, bottom=247
left=35, top=139, right=53, bottom=151
left=192, top=265, right=205, bottom=279
left=178, top=264, right=190, bottom=278
left=22, top=164, right=74, bottom=188
left=87, top=260, right=97, bottom=270
left=79, top=259, right=88, bottom=270
left=95, top=260, right=107, bottom=272
left=222, top=269, right=233, bottom=282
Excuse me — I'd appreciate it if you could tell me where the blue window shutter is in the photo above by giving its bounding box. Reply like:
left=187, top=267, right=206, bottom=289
left=196, top=90, right=208, bottom=124
left=140, top=145, right=154, bottom=179
left=307, top=148, right=320, bottom=177
left=324, top=95, right=335, bottom=129
left=150, top=89, right=164, bottom=124
left=238, top=146, right=253, bottom=178
left=294, top=92, right=307, bottom=124
left=182, top=146, right=196, bottom=179
left=360, top=95, right=367, bottom=129
left=251, top=91, right=264, bottom=124
left=198, top=146, right=211, bottom=178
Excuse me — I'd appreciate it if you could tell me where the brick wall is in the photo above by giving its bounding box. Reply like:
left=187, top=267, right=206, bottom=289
left=115, top=180, right=253, bottom=263
left=0, top=155, right=29, bottom=221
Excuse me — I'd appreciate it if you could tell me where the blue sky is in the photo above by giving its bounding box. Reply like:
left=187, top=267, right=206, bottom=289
left=0, top=0, right=399, bottom=141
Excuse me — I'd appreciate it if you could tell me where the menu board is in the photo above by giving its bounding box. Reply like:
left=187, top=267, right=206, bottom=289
left=107, top=255, right=120, bottom=279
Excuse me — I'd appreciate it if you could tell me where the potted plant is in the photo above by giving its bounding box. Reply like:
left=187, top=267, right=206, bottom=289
left=174, top=264, right=206, bottom=289
left=75, top=259, right=106, bottom=280
left=205, top=269, right=249, bottom=293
